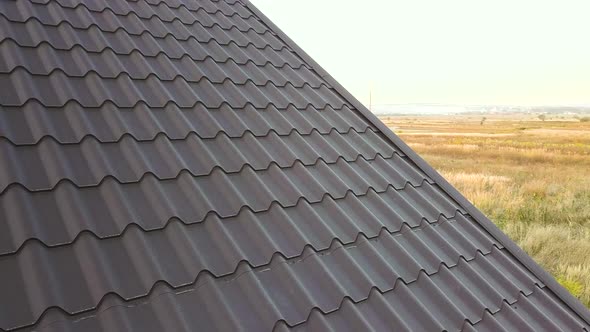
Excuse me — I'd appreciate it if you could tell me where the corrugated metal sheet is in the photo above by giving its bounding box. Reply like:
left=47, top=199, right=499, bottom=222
left=0, top=0, right=588, bottom=331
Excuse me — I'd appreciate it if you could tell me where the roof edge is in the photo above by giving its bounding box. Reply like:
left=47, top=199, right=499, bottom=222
left=243, top=0, right=590, bottom=323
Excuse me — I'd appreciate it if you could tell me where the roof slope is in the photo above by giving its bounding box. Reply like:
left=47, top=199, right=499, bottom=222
left=0, top=0, right=588, bottom=331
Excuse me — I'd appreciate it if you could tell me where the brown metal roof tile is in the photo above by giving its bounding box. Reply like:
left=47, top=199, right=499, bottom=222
left=0, top=129, right=397, bottom=191
left=0, top=103, right=370, bottom=145
left=0, top=0, right=588, bottom=330
left=0, top=0, right=267, bottom=33
left=1, top=214, right=500, bottom=330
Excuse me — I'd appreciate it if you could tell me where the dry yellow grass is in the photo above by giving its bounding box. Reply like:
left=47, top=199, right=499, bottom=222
left=381, top=114, right=590, bottom=307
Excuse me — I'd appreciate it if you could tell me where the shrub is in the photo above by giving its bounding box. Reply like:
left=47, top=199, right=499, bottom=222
left=557, top=276, right=584, bottom=298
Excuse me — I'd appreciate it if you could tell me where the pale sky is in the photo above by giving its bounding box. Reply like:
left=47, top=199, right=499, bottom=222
left=251, top=0, right=590, bottom=107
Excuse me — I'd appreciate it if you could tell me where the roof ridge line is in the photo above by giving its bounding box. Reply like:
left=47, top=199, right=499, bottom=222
left=8, top=215, right=490, bottom=332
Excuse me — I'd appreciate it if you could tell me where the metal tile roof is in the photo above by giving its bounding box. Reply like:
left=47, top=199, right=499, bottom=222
left=0, top=0, right=588, bottom=331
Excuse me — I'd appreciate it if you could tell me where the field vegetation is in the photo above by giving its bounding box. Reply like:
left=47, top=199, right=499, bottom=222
left=380, top=114, right=590, bottom=307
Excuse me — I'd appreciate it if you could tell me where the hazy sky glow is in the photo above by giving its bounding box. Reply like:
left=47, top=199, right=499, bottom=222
left=251, top=0, right=590, bottom=107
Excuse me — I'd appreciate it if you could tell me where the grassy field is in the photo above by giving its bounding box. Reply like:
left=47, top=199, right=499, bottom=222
left=380, top=114, right=590, bottom=307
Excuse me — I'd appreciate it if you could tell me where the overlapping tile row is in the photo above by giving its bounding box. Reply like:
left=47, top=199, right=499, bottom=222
left=0, top=177, right=457, bottom=256
left=0, top=0, right=268, bottom=33
left=1, top=0, right=589, bottom=331
left=1, top=61, right=322, bottom=87
left=0, top=128, right=393, bottom=190
left=1, top=49, right=312, bottom=81
left=0, top=103, right=372, bottom=145
left=29, top=0, right=249, bottom=18
left=14, top=247, right=542, bottom=332
left=0, top=2, right=302, bottom=65
left=2, top=184, right=466, bottom=259
left=0, top=39, right=308, bottom=73
left=0, top=155, right=430, bottom=254
left=2, top=213, right=495, bottom=330
left=0, top=70, right=342, bottom=108
left=0, top=128, right=398, bottom=192
left=0, top=13, right=283, bottom=51
left=0, top=0, right=341, bottom=110
left=277, top=248, right=560, bottom=332
left=7, top=216, right=498, bottom=331
left=462, top=287, right=589, bottom=332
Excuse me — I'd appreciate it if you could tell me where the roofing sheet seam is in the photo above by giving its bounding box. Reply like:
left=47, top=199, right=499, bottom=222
left=0, top=23, right=287, bottom=53
left=281, top=284, right=553, bottom=332
left=0, top=104, right=371, bottom=144
left=0, top=61, right=313, bottom=79
left=461, top=287, right=576, bottom=331
left=1, top=99, right=351, bottom=110
left=28, top=0, right=250, bottom=18
left=0, top=12, right=271, bottom=35
left=0, top=84, right=346, bottom=109
left=0, top=38, right=295, bottom=60
left=0, top=153, right=413, bottom=193
left=2, top=69, right=328, bottom=88
left=0, top=16, right=277, bottom=43
left=8, top=242, right=507, bottom=331
left=1, top=182, right=462, bottom=256
left=0, top=127, right=378, bottom=146
left=0, top=37, right=302, bottom=68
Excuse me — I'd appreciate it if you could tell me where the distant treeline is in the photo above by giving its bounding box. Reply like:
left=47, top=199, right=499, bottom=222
left=530, top=106, right=590, bottom=114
